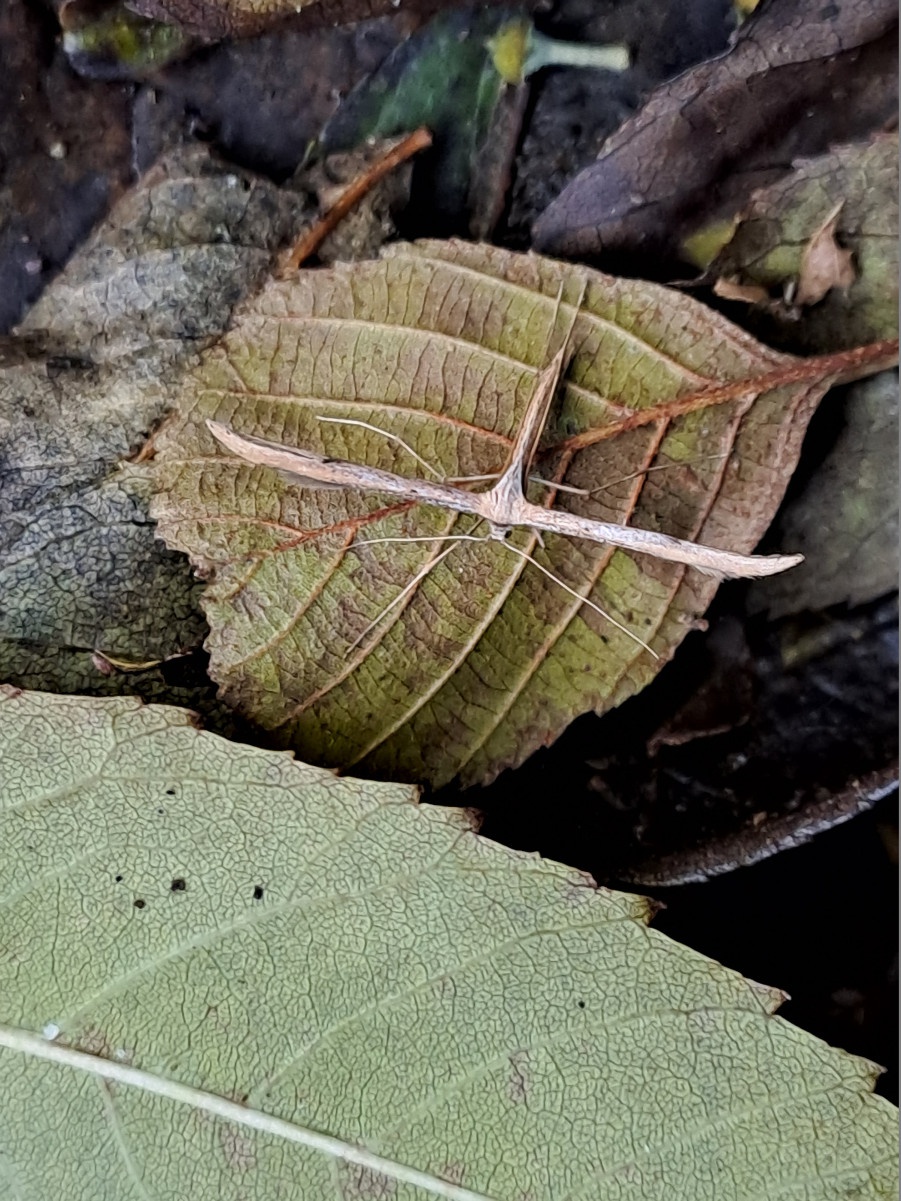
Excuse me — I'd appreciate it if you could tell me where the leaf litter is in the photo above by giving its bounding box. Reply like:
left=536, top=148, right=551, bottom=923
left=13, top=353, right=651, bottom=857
left=533, top=0, right=897, bottom=270
left=0, top=0, right=897, bottom=1150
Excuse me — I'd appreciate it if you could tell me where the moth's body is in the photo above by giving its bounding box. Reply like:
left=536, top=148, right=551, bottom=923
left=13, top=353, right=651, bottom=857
left=205, top=284, right=802, bottom=596
left=206, top=419, right=801, bottom=580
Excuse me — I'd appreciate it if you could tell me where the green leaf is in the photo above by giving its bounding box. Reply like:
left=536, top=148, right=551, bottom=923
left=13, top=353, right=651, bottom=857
left=0, top=688, right=896, bottom=1200
left=317, top=8, right=513, bottom=236
left=151, top=240, right=834, bottom=787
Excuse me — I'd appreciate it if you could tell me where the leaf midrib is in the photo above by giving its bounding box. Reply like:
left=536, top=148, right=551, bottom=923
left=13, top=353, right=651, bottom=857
left=0, top=1025, right=498, bottom=1201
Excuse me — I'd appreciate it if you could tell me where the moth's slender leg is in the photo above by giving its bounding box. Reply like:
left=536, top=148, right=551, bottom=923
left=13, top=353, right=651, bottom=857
left=317, top=416, right=443, bottom=479
left=347, top=542, right=460, bottom=653
left=352, top=528, right=653, bottom=657
left=531, top=477, right=590, bottom=496
left=498, top=539, right=657, bottom=658
left=587, top=453, right=730, bottom=495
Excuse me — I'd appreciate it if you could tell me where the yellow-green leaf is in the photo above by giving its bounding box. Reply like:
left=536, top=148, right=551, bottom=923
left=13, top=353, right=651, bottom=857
left=151, top=240, right=836, bottom=786
left=0, top=688, right=896, bottom=1199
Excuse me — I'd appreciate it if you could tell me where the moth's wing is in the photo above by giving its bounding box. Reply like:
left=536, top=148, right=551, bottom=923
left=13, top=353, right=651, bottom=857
left=274, top=471, right=346, bottom=490
left=503, top=277, right=588, bottom=494
left=206, top=419, right=357, bottom=490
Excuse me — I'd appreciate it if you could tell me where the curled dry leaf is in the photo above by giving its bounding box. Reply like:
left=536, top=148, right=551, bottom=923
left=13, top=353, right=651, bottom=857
left=795, top=203, right=857, bottom=308
left=150, top=240, right=860, bottom=788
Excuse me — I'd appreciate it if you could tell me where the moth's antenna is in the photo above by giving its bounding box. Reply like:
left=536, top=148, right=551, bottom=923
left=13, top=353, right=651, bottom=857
left=317, top=416, right=444, bottom=479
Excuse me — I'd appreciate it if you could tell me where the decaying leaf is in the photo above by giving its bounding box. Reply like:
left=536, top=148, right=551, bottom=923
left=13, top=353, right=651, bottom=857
left=316, top=7, right=527, bottom=239
left=144, top=13, right=413, bottom=179
left=0, top=688, right=896, bottom=1199
left=701, top=136, right=899, bottom=352
left=751, top=370, right=899, bottom=618
left=532, top=0, right=897, bottom=269
left=0, top=146, right=308, bottom=709
left=149, top=240, right=861, bottom=788
left=59, top=0, right=193, bottom=79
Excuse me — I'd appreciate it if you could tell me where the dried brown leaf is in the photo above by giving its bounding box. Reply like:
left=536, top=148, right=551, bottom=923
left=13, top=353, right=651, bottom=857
left=713, top=278, right=771, bottom=306
left=795, top=203, right=857, bottom=307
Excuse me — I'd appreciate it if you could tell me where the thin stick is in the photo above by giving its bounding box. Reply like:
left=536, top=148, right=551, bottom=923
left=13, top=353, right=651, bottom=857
left=276, top=128, right=433, bottom=276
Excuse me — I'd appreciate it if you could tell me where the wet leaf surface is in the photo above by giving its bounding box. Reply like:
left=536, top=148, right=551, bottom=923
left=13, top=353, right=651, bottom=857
left=533, top=0, right=898, bottom=271
left=151, top=240, right=842, bottom=787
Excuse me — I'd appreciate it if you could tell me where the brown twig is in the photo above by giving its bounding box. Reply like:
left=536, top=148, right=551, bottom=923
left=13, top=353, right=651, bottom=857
left=276, top=128, right=433, bottom=277
left=548, top=338, right=899, bottom=457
